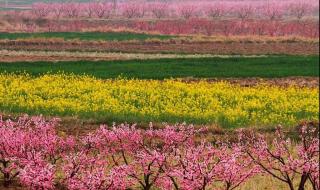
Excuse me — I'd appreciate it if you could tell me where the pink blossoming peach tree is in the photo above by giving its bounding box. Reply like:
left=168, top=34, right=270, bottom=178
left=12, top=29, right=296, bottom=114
left=0, top=116, right=319, bottom=190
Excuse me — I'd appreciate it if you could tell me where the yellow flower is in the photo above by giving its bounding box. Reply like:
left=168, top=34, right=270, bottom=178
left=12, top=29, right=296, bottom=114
left=0, top=74, right=318, bottom=128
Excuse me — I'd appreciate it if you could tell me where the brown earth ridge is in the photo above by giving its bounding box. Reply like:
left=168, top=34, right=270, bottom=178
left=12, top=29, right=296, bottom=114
left=0, top=40, right=318, bottom=55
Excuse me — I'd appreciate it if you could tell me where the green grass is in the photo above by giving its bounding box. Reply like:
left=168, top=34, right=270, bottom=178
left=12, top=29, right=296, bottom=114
left=0, top=32, right=174, bottom=41
left=0, top=56, right=318, bottom=79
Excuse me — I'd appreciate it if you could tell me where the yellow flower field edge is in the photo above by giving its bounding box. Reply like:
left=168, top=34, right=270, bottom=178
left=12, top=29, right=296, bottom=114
left=0, top=74, right=318, bottom=128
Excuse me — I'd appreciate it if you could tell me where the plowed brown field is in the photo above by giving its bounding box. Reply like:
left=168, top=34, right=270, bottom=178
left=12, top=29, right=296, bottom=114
left=0, top=40, right=318, bottom=55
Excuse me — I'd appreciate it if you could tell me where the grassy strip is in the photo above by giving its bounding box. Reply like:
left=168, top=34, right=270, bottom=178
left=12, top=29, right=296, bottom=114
left=0, top=56, right=318, bottom=79
left=0, top=34, right=317, bottom=43
left=0, top=32, right=174, bottom=41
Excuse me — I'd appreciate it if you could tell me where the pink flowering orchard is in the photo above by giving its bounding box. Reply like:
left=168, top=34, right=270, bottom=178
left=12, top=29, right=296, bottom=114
left=2, top=0, right=318, bottom=37
left=0, top=0, right=308, bottom=37
left=0, top=0, right=319, bottom=189
left=30, top=0, right=319, bottom=20
left=0, top=116, right=318, bottom=189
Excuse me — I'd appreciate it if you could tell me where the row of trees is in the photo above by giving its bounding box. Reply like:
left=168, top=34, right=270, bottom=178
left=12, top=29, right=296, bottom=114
left=0, top=116, right=319, bottom=190
left=132, top=19, right=319, bottom=38
left=14, top=19, right=319, bottom=38
left=31, top=1, right=318, bottom=20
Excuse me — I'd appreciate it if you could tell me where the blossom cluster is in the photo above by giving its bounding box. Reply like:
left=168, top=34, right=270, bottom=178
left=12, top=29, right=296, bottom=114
left=0, top=116, right=318, bottom=190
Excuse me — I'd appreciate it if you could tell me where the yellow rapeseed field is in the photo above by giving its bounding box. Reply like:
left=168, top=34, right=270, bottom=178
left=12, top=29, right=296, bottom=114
left=0, top=74, right=318, bottom=128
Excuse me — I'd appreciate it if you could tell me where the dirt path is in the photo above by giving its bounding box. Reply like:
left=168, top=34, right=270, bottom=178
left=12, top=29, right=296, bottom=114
left=0, top=50, right=265, bottom=62
left=0, top=40, right=318, bottom=55
left=180, top=77, right=319, bottom=88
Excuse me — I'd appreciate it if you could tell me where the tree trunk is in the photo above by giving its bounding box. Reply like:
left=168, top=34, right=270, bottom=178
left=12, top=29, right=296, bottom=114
left=144, top=184, right=151, bottom=190
left=2, top=161, right=11, bottom=187
left=112, top=0, right=117, bottom=10
left=288, top=180, right=295, bottom=190
left=298, top=173, right=309, bottom=190
left=3, top=173, right=10, bottom=187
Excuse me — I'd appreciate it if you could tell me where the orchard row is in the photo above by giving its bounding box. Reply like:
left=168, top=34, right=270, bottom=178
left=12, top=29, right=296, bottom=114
left=8, top=19, right=319, bottom=38
left=0, top=116, right=318, bottom=190
left=30, top=1, right=319, bottom=20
